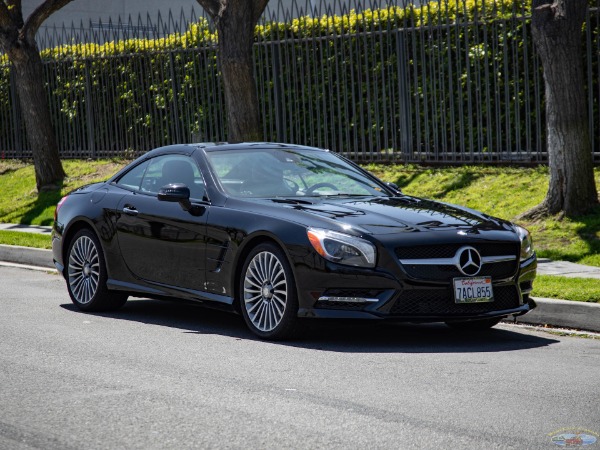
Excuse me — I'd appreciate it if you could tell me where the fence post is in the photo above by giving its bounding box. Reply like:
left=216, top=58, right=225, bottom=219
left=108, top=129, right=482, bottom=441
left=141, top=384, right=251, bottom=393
left=8, top=65, right=23, bottom=158
left=84, top=59, right=96, bottom=159
left=169, top=51, right=182, bottom=143
left=271, top=42, right=285, bottom=143
left=395, top=30, right=411, bottom=161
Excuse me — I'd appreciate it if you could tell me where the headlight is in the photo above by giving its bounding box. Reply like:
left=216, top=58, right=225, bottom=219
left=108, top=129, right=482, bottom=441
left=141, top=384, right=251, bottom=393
left=516, top=225, right=535, bottom=261
left=307, top=228, right=376, bottom=268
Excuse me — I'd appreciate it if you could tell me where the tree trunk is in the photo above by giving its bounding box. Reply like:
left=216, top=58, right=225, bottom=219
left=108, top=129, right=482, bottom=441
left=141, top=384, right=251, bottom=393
left=11, top=42, right=65, bottom=190
left=196, top=0, right=269, bottom=143
left=0, top=0, right=69, bottom=192
left=217, top=12, right=262, bottom=143
left=523, top=0, right=598, bottom=219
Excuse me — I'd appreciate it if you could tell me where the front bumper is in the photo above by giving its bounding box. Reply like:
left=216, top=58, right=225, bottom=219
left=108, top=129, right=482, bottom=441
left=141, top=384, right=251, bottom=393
left=296, top=253, right=538, bottom=322
left=299, top=298, right=537, bottom=321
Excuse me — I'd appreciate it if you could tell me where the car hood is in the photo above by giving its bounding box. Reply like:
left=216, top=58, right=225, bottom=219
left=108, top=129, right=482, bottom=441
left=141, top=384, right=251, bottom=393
left=248, top=196, right=512, bottom=235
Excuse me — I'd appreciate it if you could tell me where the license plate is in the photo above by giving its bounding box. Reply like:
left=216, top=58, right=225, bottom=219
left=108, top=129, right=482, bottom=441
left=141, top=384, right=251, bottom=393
left=453, top=277, right=494, bottom=303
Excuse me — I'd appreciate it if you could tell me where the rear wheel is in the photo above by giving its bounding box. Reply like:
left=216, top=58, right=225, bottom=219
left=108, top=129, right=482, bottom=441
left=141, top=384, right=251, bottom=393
left=445, top=317, right=502, bottom=331
left=239, top=242, right=299, bottom=340
left=66, top=229, right=127, bottom=312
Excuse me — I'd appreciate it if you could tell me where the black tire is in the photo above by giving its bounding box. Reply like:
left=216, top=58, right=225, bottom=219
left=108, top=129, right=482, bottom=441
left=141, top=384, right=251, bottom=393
left=239, top=242, right=299, bottom=340
left=66, top=229, right=127, bottom=312
left=445, top=317, right=502, bottom=331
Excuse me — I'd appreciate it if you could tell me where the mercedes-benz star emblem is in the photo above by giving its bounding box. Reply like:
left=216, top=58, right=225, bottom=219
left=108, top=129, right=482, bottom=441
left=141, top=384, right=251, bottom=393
left=457, top=246, right=482, bottom=276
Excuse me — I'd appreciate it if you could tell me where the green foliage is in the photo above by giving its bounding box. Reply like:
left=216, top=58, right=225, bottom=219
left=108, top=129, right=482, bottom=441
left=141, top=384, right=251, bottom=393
left=533, top=275, right=600, bottom=304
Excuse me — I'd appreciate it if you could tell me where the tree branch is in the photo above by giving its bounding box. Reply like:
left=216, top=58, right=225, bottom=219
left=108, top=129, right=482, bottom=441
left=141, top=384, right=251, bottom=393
left=21, top=0, right=73, bottom=43
left=196, top=0, right=222, bottom=20
left=252, top=0, right=270, bottom=24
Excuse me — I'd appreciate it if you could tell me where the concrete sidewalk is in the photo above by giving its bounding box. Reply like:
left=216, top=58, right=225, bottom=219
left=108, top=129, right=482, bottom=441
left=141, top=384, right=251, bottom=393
left=1, top=223, right=599, bottom=332
left=537, top=258, right=600, bottom=279
left=0, top=223, right=52, bottom=235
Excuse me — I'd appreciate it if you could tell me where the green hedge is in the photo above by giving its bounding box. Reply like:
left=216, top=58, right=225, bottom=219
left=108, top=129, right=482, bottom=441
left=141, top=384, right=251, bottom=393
left=0, top=0, right=598, bottom=161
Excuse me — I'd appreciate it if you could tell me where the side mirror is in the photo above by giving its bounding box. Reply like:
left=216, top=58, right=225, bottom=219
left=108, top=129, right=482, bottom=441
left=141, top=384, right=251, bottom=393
left=158, top=183, right=190, bottom=202
left=158, top=183, right=204, bottom=216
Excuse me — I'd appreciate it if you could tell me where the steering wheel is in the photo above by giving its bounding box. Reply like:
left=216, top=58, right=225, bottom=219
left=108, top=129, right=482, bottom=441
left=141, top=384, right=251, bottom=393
left=305, top=182, right=339, bottom=195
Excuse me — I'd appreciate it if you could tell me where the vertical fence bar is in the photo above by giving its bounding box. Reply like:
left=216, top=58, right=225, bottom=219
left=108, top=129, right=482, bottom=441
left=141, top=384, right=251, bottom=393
left=169, top=51, right=182, bottom=144
left=396, top=30, right=411, bottom=161
left=84, top=59, right=96, bottom=158
left=271, top=42, right=285, bottom=143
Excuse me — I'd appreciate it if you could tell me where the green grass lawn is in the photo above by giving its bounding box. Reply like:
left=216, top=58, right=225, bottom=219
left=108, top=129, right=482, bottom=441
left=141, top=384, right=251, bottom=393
left=0, top=230, right=52, bottom=249
left=0, top=159, right=126, bottom=226
left=532, top=275, right=600, bottom=303
left=1, top=160, right=599, bottom=303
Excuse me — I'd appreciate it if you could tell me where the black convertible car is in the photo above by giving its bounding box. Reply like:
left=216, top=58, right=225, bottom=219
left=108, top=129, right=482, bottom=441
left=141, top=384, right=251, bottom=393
left=52, top=143, right=537, bottom=339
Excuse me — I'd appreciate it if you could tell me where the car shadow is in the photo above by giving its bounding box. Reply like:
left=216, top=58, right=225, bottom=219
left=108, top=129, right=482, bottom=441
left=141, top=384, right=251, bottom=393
left=60, top=298, right=559, bottom=354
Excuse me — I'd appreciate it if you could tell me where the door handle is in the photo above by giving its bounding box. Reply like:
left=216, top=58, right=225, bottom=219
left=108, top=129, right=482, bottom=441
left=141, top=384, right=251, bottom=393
left=122, top=205, right=138, bottom=216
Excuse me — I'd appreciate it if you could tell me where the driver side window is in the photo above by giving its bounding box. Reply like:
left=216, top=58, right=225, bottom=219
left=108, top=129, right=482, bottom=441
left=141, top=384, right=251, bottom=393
left=140, top=155, right=206, bottom=200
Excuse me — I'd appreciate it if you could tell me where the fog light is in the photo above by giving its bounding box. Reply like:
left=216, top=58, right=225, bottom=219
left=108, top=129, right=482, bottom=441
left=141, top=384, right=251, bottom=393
left=317, top=296, right=379, bottom=303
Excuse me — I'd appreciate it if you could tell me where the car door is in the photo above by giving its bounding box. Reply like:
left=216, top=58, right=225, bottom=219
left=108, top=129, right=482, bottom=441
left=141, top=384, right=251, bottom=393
left=114, top=154, right=208, bottom=291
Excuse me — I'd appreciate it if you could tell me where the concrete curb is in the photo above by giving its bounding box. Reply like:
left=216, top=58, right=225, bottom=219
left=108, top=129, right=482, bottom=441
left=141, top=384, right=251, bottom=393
left=0, top=244, right=55, bottom=269
left=1, top=243, right=599, bottom=333
left=516, top=297, right=600, bottom=333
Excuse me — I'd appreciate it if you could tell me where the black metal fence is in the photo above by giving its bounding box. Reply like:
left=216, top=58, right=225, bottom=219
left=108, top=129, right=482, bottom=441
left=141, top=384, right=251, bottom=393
left=0, top=0, right=599, bottom=163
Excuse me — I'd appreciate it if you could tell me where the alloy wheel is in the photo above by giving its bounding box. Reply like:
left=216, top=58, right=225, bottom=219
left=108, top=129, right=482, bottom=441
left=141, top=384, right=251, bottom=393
left=68, top=235, right=100, bottom=305
left=243, top=251, right=288, bottom=332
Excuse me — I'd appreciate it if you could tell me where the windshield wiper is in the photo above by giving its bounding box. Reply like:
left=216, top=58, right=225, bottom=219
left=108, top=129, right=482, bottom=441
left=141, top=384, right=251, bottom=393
left=316, top=193, right=379, bottom=198
left=270, top=198, right=314, bottom=205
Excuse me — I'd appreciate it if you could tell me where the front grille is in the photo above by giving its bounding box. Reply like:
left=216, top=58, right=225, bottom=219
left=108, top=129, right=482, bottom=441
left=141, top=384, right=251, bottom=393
left=402, top=261, right=517, bottom=281
left=388, top=285, right=520, bottom=316
left=484, top=262, right=518, bottom=279
left=395, top=243, right=519, bottom=260
left=396, top=243, right=519, bottom=281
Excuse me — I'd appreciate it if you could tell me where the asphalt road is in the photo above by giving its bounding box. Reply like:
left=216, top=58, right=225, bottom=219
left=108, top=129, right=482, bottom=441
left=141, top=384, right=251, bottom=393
left=1, top=266, right=599, bottom=450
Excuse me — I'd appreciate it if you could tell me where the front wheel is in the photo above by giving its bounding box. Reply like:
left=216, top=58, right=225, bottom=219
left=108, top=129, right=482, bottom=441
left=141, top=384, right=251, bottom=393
left=66, top=229, right=127, bottom=312
left=445, top=317, right=502, bottom=331
left=239, top=242, right=299, bottom=340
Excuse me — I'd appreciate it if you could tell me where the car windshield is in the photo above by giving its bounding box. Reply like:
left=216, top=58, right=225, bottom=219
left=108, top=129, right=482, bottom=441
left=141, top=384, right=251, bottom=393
left=205, top=147, right=390, bottom=198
